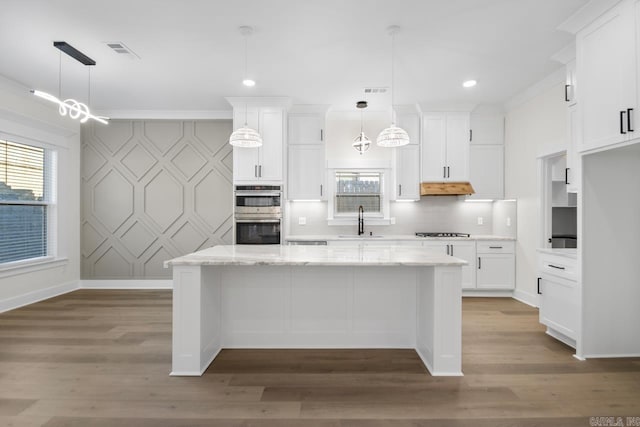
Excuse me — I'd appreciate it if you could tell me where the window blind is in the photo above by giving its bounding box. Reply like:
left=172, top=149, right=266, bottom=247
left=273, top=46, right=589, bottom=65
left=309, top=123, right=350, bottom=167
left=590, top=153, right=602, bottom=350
left=0, top=140, right=48, bottom=264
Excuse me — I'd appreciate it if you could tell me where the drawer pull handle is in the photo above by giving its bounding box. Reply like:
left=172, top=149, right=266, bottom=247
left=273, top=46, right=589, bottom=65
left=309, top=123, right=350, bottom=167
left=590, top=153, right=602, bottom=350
left=478, top=257, right=481, bottom=269
left=548, top=264, right=565, bottom=270
left=489, top=246, right=503, bottom=249
left=537, top=277, right=542, bottom=295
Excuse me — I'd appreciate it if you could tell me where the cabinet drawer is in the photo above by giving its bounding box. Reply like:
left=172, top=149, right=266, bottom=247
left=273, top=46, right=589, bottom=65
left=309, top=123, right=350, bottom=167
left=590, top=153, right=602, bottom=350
left=538, top=254, right=577, bottom=282
left=476, top=241, right=514, bottom=254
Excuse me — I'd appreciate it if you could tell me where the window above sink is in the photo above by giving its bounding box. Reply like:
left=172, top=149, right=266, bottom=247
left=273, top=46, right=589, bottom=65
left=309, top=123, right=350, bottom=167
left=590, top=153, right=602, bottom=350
left=326, top=169, right=392, bottom=226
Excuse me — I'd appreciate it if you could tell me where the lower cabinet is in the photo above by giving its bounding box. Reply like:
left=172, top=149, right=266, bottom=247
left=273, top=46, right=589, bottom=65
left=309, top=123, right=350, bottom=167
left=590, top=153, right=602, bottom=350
left=423, top=240, right=476, bottom=290
left=537, top=251, right=578, bottom=346
left=476, top=241, right=515, bottom=290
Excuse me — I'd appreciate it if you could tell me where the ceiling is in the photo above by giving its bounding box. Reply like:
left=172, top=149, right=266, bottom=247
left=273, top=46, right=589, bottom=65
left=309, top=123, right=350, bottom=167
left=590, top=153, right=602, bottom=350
left=0, top=0, right=588, bottom=114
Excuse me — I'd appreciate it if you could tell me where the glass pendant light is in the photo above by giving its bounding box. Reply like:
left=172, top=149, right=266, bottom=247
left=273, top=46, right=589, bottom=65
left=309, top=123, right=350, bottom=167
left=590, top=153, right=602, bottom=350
left=229, top=26, right=262, bottom=148
left=353, top=100, right=371, bottom=154
left=377, top=25, right=410, bottom=148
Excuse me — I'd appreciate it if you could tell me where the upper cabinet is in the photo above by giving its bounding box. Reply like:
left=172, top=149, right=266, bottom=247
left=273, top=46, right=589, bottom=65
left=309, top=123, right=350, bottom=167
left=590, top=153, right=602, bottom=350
left=422, top=112, right=470, bottom=182
left=393, top=106, right=421, bottom=200
left=287, top=108, right=327, bottom=200
left=468, top=145, right=504, bottom=200
left=469, top=114, right=504, bottom=145
left=232, top=107, right=285, bottom=183
left=577, top=0, right=638, bottom=152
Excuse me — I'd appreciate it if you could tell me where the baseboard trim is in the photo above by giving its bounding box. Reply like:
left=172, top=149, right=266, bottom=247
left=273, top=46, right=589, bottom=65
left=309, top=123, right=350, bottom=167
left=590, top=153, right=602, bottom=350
left=79, top=279, right=173, bottom=289
left=462, top=290, right=513, bottom=298
left=512, top=289, right=538, bottom=308
left=0, top=280, right=79, bottom=313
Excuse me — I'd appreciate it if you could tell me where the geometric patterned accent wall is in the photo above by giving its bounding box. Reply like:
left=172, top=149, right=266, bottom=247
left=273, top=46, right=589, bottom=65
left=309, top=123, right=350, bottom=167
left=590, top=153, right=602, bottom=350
left=81, top=120, right=233, bottom=279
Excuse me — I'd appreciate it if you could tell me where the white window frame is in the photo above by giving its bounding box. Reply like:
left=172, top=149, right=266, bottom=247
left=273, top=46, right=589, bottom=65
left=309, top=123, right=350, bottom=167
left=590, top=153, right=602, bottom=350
left=327, top=168, right=392, bottom=226
left=0, top=136, right=58, bottom=269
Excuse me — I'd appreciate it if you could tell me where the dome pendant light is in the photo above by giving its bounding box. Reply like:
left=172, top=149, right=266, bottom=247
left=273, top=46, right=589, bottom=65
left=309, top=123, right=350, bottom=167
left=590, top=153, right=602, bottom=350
left=377, top=26, right=410, bottom=148
left=229, top=26, right=262, bottom=148
left=352, top=100, right=371, bottom=154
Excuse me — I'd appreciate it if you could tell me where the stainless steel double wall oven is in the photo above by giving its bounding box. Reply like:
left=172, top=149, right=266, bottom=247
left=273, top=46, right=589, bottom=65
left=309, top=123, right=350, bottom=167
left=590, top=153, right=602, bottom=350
left=234, top=185, right=282, bottom=244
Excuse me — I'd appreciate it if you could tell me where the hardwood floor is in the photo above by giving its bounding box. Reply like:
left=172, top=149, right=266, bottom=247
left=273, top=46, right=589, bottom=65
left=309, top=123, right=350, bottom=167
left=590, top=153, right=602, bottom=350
left=1, top=290, right=638, bottom=426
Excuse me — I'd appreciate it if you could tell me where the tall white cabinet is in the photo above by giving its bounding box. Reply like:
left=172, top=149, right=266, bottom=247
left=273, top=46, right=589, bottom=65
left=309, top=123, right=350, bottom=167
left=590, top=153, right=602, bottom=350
left=421, top=112, right=470, bottom=182
left=393, top=106, right=421, bottom=201
left=468, top=111, right=504, bottom=199
left=576, top=0, right=638, bottom=152
left=287, top=108, right=327, bottom=200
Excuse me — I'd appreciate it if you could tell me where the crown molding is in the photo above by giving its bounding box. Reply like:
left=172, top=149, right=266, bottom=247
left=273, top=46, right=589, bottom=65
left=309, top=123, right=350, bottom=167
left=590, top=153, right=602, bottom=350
left=557, top=0, right=622, bottom=34
left=93, top=110, right=233, bottom=120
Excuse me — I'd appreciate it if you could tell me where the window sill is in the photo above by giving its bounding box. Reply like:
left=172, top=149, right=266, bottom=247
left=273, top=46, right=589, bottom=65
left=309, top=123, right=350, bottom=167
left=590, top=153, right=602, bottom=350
left=0, top=257, right=69, bottom=279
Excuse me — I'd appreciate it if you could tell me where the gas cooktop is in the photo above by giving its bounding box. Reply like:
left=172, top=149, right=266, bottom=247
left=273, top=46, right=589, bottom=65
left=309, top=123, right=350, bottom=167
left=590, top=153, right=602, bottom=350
left=415, top=232, right=471, bottom=238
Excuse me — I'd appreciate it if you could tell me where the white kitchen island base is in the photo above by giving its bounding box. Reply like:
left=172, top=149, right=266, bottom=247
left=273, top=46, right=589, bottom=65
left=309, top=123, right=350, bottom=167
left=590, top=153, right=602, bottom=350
left=167, top=245, right=464, bottom=377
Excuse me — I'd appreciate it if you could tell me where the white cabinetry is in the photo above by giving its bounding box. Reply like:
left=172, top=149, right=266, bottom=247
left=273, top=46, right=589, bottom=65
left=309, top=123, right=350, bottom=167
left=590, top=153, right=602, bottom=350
left=469, top=114, right=504, bottom=145
left=537, top=251, right=578, bottom=346
left=393, top=106, right=421, bottom=201
left=476, top=241, right=515, bottom=290
left=577, top=0, right=638, bottom=152
left=422, top=112, right=470, bottom=182
left=423, top=240, right=476, bottom=290
left=233, top=108, right=284, bottom=183
left=468, top=145, right=504, bottom=200
left=287, top=111, right=327, bottom=200
left=394, top=145, right=420, bottom=200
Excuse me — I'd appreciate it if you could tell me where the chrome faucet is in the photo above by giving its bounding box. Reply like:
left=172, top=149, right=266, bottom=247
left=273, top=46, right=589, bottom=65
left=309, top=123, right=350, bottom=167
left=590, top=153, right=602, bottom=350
left=358, top=205, right=364, bottom=236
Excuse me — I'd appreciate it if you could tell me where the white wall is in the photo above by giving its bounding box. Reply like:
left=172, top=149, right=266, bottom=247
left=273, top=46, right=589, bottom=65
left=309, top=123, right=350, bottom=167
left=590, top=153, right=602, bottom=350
left=504, top=79, right=567, bottom=305
left=0, top=76, right=81, bottom=311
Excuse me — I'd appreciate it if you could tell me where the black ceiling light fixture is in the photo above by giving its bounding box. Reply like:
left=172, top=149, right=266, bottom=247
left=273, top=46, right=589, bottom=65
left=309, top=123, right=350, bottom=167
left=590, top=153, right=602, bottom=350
left=30, top=41, right=108, bottom=124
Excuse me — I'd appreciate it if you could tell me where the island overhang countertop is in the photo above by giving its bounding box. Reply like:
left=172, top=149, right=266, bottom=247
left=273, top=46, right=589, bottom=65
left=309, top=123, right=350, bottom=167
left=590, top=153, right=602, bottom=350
left=164, top=244, right=469, bottom=268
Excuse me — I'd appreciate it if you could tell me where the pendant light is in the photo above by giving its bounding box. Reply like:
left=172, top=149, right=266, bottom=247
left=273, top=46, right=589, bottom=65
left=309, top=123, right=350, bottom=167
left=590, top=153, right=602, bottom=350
left=31, top=41, right=109, bottom=125
left=376, top=26, right=410, bottom=148
left=352, top=100, right=371, bottom=154
left=229, top=26, right=262, bottom=148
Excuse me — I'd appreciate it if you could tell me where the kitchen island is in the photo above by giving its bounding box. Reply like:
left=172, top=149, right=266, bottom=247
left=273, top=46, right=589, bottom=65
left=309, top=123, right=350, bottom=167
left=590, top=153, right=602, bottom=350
left=165, top=244, right=466, bottom=377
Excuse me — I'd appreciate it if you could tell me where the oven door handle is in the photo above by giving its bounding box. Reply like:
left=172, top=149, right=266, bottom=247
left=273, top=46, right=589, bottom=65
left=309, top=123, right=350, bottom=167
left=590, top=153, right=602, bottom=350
left=235, top=219, right=281, bottom=223
left=235, top=191, right=282, bottom=197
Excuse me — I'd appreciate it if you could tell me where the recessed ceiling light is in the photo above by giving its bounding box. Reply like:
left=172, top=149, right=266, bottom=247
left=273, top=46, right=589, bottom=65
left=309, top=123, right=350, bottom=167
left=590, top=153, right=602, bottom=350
left=242, top=79, right=256, bottom=87
left=463, top=80, right=477, bottom=88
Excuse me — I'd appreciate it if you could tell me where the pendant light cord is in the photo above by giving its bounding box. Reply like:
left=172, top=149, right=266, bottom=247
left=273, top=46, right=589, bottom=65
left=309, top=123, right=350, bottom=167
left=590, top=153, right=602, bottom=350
left=88, top=66, right=91, bottom=107
left=390, top=30, right=395, bottom=126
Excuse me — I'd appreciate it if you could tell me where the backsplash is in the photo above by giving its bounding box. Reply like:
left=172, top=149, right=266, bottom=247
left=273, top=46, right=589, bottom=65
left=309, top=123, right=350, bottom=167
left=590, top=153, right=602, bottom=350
left=286, top=198, right=517, bottom=237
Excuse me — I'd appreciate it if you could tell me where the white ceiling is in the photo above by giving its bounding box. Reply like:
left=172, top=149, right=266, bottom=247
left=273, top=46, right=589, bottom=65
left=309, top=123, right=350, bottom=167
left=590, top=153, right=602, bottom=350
left=0, top=0, right=588, bottom=114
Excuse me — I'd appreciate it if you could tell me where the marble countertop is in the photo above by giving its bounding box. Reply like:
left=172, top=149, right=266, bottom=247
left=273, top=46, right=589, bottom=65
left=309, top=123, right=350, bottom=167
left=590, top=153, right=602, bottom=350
left=536, top=248, right=577, bottom=259
left=165, top=244, right=468, bottom=267
left=285, top=234, right=516, bottom=242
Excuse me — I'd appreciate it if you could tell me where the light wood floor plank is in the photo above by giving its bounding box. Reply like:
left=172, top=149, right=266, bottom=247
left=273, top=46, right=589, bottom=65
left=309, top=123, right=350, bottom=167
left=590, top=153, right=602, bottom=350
left=0, top=290, right=638, bottom=425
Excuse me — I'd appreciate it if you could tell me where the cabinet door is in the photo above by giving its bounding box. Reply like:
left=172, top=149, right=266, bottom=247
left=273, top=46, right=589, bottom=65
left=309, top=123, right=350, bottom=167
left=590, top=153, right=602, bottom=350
left=445, top=113, right=470, bottom=181
left=259, top=109, right=284, bottom=182
left=423, top=241, right=476, bottom=290
left=233, top=109, right=261, bottom=182
left=450, top=241, right=476, bottom=290
left=395, top=144, right=420, bottom=200
left=288, top=145, right=325, bottom=200
left=577, top=1, right=636, bottom=151
left=539, top=275, right=578, bottom=340
left=421, top=113, right=447, bottom=181
left=470, top=114, right=504, bottom=145
left=289, top=114, right=325, bottom=145
left=468, top=145, right=504, bottom=200
left=477, top=253, right=515, bottom=289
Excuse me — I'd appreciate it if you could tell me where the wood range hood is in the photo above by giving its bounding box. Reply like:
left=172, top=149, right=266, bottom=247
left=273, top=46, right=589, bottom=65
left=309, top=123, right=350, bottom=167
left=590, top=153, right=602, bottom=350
left=420, top=182, right=475, bottom=196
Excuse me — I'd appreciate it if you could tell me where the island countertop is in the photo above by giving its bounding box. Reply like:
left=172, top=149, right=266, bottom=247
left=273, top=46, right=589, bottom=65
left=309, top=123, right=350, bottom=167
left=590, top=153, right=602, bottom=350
left=165, top=244, right=468, bottom=267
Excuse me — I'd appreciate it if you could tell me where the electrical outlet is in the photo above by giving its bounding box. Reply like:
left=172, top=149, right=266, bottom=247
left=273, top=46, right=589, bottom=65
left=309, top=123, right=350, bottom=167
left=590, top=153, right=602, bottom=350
left=477, top=216, right=483, bottom=225
left=298, top=217, right=306, bottom=225
left=506, top=217, right=512, bottom=227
